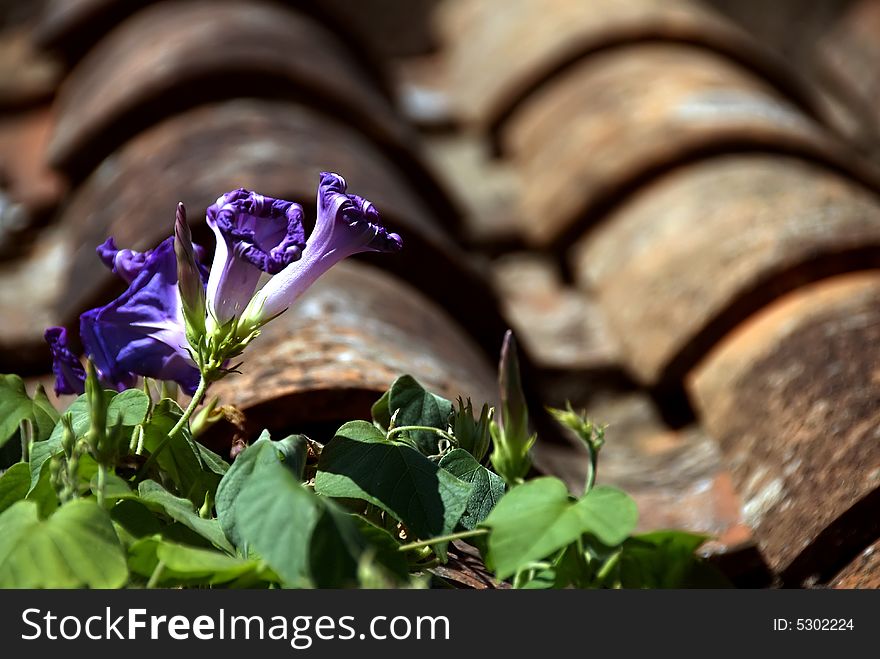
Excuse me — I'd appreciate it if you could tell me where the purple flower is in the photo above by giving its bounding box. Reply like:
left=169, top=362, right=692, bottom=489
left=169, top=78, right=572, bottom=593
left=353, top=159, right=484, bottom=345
left=243, top=172, right=402, bottom=325
left=44, top=326, right=86, bottom=396
left=81, top=236, right=200, bottom=394
left=205, top=189, right=306, bottom=326
left=44, top=173, right=401, bottom=395
left=98, top=236, right=210, bottom=285
left=97, top=238, right=151, bottom=285
left=47, top=236, right=203, bottom=395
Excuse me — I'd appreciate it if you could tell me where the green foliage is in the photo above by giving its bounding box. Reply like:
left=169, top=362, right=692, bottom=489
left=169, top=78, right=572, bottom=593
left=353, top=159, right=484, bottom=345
left=0, top=356, right=726, bottom=589
left=30, top=385, right=61, bottom=443
left=618, top=531, right=731, bottom=589
left=235, top=458, right=407, bottom=587
left=128, top=537, right=274, bottom=587
left=215, top=431, right=307, bottom=548
left=137, top=480, right=232, bottom=553
left=547, top=402, right=605, bottom=493
left=0, top=499, right=127, bottom=588
left=0, top=375, right=51, bottom=453
left=387, top=375, right=454, bottom=455
left=451, top=398, right=492, bottom=463
left=482, top=477, right=638, bottom=579
left=315, top=421, right=471, bottom=560
left=438, top=449, right=504, bottom=529
left=29, top=388, right=144, bottom=491
left=0, top=463, right=29, bottom=514
left=370, top=389, right=391, bottom=431
left=141, top=398, right=220, bottom=506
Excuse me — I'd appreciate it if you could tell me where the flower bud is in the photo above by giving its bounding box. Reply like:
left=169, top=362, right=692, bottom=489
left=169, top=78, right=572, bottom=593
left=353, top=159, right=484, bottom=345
left=174, top=202, right=207, bottom=349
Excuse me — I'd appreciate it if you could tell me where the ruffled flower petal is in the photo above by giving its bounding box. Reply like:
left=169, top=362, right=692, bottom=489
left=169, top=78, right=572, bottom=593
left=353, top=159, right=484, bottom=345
left=245, top=172, right=402, bottom=324
left=205, top=188, right=306, bottom=324
left=80, top=237, right=199, bottom=394
left=44, top=326, right=86, bottom=396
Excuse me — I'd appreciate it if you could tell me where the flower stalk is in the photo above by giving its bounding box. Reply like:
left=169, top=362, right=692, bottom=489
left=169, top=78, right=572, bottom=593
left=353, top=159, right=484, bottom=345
left=135, top=375, right=208, bottom=481
left=490, top=331, right=535, bottom=486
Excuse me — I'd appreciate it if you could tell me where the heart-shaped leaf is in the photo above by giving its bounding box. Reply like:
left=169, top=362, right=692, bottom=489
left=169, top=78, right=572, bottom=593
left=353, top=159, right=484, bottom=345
left=0, top=379, right=60, bottom=467
left=439, top=449, right=505, bottom=529
left=236, top=459, right=373, bottom=587
left=0, top=499, right=127, bottom=588
left=315, top=421, right=471, bottom=559
left=484, top=477, right=638, bottom=579
left=215, top=431, right=307, bottom=548
left=389, top=376, right=453, bottom=455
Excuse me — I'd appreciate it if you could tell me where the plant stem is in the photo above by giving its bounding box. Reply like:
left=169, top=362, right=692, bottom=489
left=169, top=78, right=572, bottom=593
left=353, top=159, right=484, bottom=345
left=595, top=550, right=621, bottom=586
left=136, top=376, right=207, bottom=481
left=512, top=569, right=530, bottom=589
left=96, top=463, right=107, bottom=507
left=386, top=425, right=456, bottom=445
left=146, top=560, right=166, bottom=589
left=19, top=419, right=32, bottom=463
left=398, top=528, right=488, bottom=552
left=584, top=447, right=597, bottom=494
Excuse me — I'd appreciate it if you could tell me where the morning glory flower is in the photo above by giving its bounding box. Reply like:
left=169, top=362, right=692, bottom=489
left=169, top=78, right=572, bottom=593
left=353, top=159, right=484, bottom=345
left=47, top=232, right=204, bottom=395
left=241, top=172, right=402, bottom=327
left=44, top=326, right=87, bottom=396
left=80, top=235, right=201, bottom=394
left=45, top=173, right=401, bottom=397
left=97, top=235, right=209, bottom=285
left=205, top=189, right=306, bottom=327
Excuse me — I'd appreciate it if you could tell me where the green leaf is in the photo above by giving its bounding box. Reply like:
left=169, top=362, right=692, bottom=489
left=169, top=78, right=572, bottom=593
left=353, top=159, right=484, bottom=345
left=371, top=389, right=391, bottom=431
left=0, top=375, right=37, bottom=449
left=236, top=459, right=365, bottom=587
left=215, top=432, right=307, bottom=548
left=198, top=444, right=230, bottom=478
left=107, top=389, right=151, bottom=426
left=439, top=449, right=505, bottom=529
left=0, top=380, right=59, bottom=461
left=619, top=530, right=729, bottom=588
left=111, top=499, right=164, bottom=541
left=315, top=421, right=471, bottom=560
left=306, top=502, right=372, bottom=588
left=274, top=433, right=309, bottom=479
left=90, top=471, right=133, bottom=502
left=516, top=544, right=590, bottom=589
left=29, top=390, right=115, bottom=491
left=142, top=399, right=218, bottom=505
left=137, top=480, right=233, bottom=553
left=0, top=499, right=127, bottom=588
left=236, top=462, right=318, bottom=586
left=389, top=375, right=453, bottom=455
left=351, top=516, right=410, bottom=582
left=156, top=540, right=270, bottom=585
left=25, top=459, right=58, bottom=518
left=0, top=463, right=30, bottom=514
left=483, top=477, right=638, bottom=579
left=30, top=385, right=60, bottom=442
left=128, top=537, right=274, bottom=587
left=578, top=486, right=640, bottom=546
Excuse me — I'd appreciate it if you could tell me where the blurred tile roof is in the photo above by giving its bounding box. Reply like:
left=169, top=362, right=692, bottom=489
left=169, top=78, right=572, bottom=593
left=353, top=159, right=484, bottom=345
left=3, top=0, right=880, bottom=587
